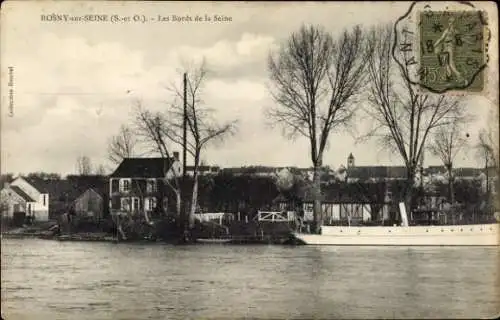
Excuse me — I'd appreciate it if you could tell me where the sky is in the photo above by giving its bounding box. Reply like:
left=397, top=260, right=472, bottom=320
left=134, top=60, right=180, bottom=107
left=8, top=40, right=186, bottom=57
left=1, top=1, right=498, bottom=176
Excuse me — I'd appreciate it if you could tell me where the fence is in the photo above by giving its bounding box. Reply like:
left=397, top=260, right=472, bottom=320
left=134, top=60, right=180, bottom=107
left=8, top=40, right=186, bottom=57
left=256, top=211, right=295, bottom=222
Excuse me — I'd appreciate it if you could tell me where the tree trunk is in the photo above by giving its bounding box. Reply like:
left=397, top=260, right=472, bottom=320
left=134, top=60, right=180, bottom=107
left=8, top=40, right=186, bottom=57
left=313, top=166, right=322, bottom=233
left=189, top=172, right=199, bottom=229
left=175, top=190, right=181, bottom=218
left=404, top=169, right=415, bottom=224
left=449, top=176, right=455, bottom=205
left=446, top=164, right=454, bottom=204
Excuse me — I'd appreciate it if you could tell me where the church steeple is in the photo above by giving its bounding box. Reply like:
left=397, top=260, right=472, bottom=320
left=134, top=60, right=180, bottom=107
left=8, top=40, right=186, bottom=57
left=347, top=153, right=355, bottom=168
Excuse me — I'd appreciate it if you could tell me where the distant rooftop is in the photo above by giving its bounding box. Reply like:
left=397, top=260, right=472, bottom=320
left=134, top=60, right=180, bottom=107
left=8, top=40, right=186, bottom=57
left=347, top=166, right=407, bottom=180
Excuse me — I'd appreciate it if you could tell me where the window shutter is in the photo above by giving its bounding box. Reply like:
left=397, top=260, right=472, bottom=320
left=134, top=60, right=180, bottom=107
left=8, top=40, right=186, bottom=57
left=111, top=179, right=119, bottom=192
left=111, top=196, right=120, bottom=209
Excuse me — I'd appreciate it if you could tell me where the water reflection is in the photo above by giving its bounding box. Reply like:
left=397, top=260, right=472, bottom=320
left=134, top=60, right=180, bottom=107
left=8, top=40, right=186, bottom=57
left=1, top=240, right=499, bottom=319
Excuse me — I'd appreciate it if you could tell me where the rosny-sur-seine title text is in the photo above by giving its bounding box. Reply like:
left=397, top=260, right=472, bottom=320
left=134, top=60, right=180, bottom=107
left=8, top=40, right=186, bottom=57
left=40, top=14, right=233, bottom=23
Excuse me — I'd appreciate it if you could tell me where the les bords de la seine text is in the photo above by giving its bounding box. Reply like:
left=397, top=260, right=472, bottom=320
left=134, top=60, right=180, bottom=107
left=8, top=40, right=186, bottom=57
left=40, top=13, right=232, bottom=23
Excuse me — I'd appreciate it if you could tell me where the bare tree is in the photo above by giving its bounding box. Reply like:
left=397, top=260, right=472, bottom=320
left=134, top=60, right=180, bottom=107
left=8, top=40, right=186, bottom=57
left=95, top=164, right=107, bottom=176
left=476, top=128, right=498, bottom=196
left=267, top=24, right=368, bottom=232
left=428, top=122, right=469, bottom=203
left=108, top=125, right=137, bottom=164
left=362, top=24, right=468, bottom=214
left=134, top=105, right=182, bottom=219
left=166, top=60, right=238, bottom=228
left=133, top=61, right=237, bottom=233
left=76, top=156, right=93, bottom=175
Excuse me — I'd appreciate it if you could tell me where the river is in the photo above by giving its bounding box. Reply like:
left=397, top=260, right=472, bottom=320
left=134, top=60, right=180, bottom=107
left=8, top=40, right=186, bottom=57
left=1, top=239, right=499, bottom=319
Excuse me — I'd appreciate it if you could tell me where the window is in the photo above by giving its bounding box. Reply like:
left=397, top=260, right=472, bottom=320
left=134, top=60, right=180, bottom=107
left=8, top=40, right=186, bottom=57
left=120, top=198, right=131, bottom=211
left=111, top=179, right=119, bottom=193
left=147, top=197, right=157, bottom=211
left=133, top=198, right=140, bottom=211
left=43, top=194, right=46, bottom=206
left=146, top=179, right=157, bottom=193
left=120, top=179, right=131, bottom=192
left=111, top=197, right=120, bottom=210
left=163, top=197, right=168, bottom=210
left=304, top=203, right=313, bottom=212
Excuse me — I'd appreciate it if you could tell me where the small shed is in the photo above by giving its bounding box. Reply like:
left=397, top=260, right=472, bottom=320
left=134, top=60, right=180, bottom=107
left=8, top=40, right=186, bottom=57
left=72, top=188, right=104, bottom=220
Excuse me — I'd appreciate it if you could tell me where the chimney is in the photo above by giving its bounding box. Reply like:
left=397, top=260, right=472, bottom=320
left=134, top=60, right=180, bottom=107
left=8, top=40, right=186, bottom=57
left=173, top=151, right=179, bottom=161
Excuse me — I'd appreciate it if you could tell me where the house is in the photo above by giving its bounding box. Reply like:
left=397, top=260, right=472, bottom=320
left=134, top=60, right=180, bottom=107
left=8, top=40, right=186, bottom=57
left=109, top=155, right=181, bottom=216
left=22, top=175, right=108, bottom=220
left=185, top=165, right=220, bottom=176
left=454, top=167, right=483, bottom=180
left=345, top=153, right=408, bottom=182
left=72, top=188, right=105, bottom=220
left=0, top=183, right=36, bottom=219
left=0, top=177, right=49, bottom=221
left=221, top=166, right=279, bottom=177
left=275, top=181, right=390, bottom=224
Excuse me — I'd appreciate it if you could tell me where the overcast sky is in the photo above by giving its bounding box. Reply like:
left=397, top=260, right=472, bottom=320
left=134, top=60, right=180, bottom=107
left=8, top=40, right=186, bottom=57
left=1, top=1, right=498, bottom=175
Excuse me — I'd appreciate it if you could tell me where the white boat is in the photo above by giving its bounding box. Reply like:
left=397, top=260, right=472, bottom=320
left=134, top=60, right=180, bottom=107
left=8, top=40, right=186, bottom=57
left=294, top=203, right=499, bottom=246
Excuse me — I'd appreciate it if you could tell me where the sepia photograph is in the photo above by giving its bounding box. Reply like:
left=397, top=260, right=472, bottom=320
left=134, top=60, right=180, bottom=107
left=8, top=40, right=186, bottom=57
left=1, top=1, right=499, bottom=319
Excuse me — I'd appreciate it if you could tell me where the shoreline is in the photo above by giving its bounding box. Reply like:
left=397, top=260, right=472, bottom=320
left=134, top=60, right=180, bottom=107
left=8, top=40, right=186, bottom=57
left=1, top=232, right=294, bottom=245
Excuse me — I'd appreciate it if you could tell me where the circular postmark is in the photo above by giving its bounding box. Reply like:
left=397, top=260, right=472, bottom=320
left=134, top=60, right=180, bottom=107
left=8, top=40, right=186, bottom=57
left=393, top=1, right=491, bottom=94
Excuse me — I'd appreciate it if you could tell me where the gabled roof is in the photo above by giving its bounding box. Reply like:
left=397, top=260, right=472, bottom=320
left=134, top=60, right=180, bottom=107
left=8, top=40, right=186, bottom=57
left=22, top=176, right=108, bottom=201
left=110, top=157, right=176, bottom=178
left=10, top=185, right=37, bottom=202
left=73, top=188, right=104, bottom=203
left=24, top=177, right=56, bottom=193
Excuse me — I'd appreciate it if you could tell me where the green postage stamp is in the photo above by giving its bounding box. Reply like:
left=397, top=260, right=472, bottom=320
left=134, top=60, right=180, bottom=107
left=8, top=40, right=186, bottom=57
left=419, top=11, right=488, bottom=93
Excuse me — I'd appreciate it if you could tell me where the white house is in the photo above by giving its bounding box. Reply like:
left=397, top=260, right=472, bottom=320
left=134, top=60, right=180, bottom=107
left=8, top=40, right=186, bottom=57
left=0, top=184, right=34, bottom=218
left=1, top=177, right=49, bottom=221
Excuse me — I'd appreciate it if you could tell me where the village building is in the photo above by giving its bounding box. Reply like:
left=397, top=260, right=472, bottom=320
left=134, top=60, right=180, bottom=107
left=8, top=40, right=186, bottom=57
left=109, top=154, right=181, bottom=216
left=71, top=188, right=106, bottom=220
left=0, top=177, right=49, bottom=221
left=344, top=153, right=408, bottom=183
left=274, top=181, right=392, bottom=225
left=185, top=165, right=220, bottom=176
left=23, top=175, right=109, bottom=220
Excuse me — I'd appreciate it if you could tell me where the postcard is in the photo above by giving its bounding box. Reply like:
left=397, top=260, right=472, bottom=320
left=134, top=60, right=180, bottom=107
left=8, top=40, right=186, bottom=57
left=1, top=1, right=498, bottom=319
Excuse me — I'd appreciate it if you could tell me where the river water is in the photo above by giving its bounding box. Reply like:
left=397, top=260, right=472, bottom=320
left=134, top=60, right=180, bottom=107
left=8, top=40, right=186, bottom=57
left=1, top=239, right=499, bottom=319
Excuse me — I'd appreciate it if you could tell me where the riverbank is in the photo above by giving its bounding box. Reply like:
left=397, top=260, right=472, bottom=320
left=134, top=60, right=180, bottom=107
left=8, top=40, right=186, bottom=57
left=1, top=218, right=295, bottom=244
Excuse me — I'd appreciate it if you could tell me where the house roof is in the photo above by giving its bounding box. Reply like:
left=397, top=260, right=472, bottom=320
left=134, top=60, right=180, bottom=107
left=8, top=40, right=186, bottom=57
left=110, top=157, right=176, bottom=178
left=296, top=182, right=387, bottom=203
left=347, top=166, right=407, bottom=180
left=73, top=188, right=104, bottom=203
left=10, top=185, right=37, bottom=202
left=454, top=167, right=482, bottom=177
left=24, top=177, right=55, bottom=193
left=221, top=166, right=278, bottom=174
left=22, top=176, right=108, bottom=203
left=426, top=166, right=446, bottom=175
left=186, top=165, right=219, bottom=172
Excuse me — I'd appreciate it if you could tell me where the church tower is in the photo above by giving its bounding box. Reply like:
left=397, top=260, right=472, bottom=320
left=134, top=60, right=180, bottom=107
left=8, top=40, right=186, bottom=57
left=347, top=153, right=355, bottom=168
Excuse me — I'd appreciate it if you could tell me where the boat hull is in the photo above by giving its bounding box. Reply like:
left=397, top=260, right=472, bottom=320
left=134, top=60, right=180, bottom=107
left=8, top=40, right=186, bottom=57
left=293, top=223, right=500, bottom=246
